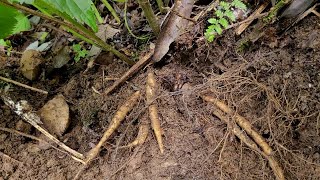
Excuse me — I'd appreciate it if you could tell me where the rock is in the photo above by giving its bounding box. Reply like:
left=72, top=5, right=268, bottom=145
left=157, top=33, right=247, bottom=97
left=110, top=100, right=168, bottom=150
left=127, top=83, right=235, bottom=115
left=27, top=143, right=41, bottom=153
left=38, top=94, right=70, bottom=136
left=37, top=134, right=51, bottom=150
left=20, top=49, right=43, bottom=80
left=15, top=120, right=32, bottom=134
left=0, top=133, right=7, bottom=142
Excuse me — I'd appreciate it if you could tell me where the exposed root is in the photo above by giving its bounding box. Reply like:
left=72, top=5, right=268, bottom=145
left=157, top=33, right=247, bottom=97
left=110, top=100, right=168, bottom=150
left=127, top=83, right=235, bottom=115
left=120, top=123, right=149, bottom=148
left=146, top=71, right=164, bottom=153
left=203, top=96, right=285, bottom=180
left=202, top=95, right=272, bottom=155
left=85, top=91, right=141, bottom=163
left=104, top=45, right=154, bottom=95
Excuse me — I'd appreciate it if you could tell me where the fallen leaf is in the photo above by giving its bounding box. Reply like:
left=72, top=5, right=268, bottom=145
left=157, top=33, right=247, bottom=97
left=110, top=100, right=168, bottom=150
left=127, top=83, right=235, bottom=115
left=38, top=94, right=70, bottom=136
left=88, top=24, right=120, bottom=57
left=153, top=0, right=194, bottom=62
left=20, top=49, right=43, bottom=80
left=52, top=46, right=70, bottom=68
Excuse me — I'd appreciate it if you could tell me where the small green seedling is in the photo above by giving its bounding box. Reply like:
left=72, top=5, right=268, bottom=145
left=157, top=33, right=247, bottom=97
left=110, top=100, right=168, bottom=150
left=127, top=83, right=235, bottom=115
left=205, top=0, right=247, bottom=42
left=72, top=44, right=88, bottom=62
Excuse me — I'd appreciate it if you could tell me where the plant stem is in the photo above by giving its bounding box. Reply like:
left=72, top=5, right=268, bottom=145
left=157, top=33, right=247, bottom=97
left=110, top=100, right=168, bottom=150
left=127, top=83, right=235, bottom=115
left=137, top=0, right=160, bottom=36
left=100, top=0, right=121, bottom=24
left=0, top=0, right=133, bottom=65
left=155, top=0, right=165, bottom=13
left=91, top=4, right=103, bottom=24
left=264, top=0, right=290, bottom=22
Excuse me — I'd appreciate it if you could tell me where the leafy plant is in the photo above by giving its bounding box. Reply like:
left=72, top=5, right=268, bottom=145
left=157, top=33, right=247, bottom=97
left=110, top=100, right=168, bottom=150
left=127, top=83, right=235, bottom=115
left=0, top=3, right=30, bottom=39
left=73, top=44, right=88, bottom=62
left=205, top=0, right=247, bottom=42
left=0, top=0, right=133, bottom=64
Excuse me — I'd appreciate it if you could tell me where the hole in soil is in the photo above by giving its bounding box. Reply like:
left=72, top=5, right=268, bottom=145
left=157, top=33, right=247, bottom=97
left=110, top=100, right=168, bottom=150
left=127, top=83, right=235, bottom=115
left=262, top=132, right=270, bottom=139
left=99, top=148, right=108, bottom=157
left=292, top=131, right=300, bottom=140
left=291, top=119, right=301, bottom=129
left=195, top=0, right=213, bottom=5
left=132, top=119, right=139, bottom=125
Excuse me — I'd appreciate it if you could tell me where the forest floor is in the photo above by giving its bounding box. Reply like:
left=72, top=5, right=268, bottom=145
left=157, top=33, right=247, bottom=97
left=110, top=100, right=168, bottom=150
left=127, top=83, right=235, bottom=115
left=0, top=2, right=320, bottom=180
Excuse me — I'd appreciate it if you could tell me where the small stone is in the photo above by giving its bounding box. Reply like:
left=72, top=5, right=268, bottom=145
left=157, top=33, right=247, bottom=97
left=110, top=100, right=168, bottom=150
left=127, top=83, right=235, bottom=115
left=0, top=133, right=7, bottom=142
left=27, top=143, right=41, bottom=153
left=15, top=120, right=32, bottom=134
left=46, top=159, right=56, bottom=168
left=20, top=49, right=43, bottom=80
left=38, top=94, right=70, bottom=136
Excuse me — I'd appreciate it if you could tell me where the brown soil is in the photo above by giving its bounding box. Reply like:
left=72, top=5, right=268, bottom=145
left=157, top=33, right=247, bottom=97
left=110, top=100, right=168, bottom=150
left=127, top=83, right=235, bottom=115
left=1, top=15, right=320, bottom=180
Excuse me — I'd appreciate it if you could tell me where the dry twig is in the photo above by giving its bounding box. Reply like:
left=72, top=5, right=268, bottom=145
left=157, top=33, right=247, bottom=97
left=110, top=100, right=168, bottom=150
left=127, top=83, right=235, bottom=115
left=0, top=76, right=48, bottom=94
left=1, top=95, right=85, bottom=162
left=104, top=45, right=155, bottom=95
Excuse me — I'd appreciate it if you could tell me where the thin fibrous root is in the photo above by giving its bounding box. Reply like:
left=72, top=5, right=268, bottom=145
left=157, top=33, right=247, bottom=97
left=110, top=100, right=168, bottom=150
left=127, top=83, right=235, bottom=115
left=203, top=96, right=284, bottom=180
left=146, top=71, right=164, bottom=153
left=202, top=95, right=272, bottom=155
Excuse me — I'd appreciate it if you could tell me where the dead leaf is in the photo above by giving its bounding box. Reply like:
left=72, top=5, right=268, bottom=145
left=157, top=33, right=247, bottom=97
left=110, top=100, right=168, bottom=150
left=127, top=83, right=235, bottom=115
left=152, top=0, right=194, bottom=62
left=88, top=24, right=121, bottom=57
left=38, top=94, right=70, bottom=136
left=52, top=46, right=70, bottom=69
left=20, top=49, right=43, bottom=80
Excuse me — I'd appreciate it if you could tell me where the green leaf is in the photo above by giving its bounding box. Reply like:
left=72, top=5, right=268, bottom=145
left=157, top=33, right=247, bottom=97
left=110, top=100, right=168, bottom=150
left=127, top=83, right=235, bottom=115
left=0, top=4, right=31, bottom=39
left=204, top=31, right=215, bottom=42
left=0, top=39, right=7, bottom=46
left=207, top=24, right=216, bottom=32
left=21, top=0, right=98, bottom=32
left=208, top=18, right=218, bottom=25
left=225, top=10, right=236, bottom=22
left=220, top=1, right=230, bottom=10
left=218, top=18, right=229, bottom=28
left=12, top=12, right=31, bottom=34
left=232, top=0, right=247, bottom=10
left=215, top=10, right=224, bottom=18
left=214, top=24, right=223, bottom=35
left=73, top=44, right=81, bottom=51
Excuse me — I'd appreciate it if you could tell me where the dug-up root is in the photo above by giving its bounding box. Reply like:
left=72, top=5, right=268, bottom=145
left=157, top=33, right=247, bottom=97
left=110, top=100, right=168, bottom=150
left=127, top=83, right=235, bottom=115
left=120, top=123, right=149, bottom=148
left=73, top=91, right=141, bottom=180
left=202, top=95, right=284, bottom=180
left=85, top=91, right=141, bottom=163
left=146, top=71, right=164, bottom=153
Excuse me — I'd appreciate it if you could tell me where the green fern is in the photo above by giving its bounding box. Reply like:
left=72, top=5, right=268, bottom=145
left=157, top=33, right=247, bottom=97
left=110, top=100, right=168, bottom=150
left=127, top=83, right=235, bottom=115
left=205, top=0, right=247, bottom=42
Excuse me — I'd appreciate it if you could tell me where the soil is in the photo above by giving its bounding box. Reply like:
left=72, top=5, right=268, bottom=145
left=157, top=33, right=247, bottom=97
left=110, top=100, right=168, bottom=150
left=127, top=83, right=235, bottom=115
left=1, top=10, right=320, bottom=180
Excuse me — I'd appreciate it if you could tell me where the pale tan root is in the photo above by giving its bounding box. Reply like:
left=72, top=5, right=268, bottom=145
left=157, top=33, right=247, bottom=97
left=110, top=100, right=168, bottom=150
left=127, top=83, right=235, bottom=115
left=235, top=1, right=269, bottom=35
left=85, top=91, right=141, bottom=163
left=212, top=109, right=284, bottom=180
left=202, top=95, right=272, bottom=155
left=146, top=72, right=164, bottom=153
left=121, top=124, right=149, bottom=148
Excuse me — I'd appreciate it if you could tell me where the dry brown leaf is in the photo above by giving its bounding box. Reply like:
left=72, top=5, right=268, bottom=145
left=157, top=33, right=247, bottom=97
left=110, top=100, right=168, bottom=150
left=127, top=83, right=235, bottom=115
left=38, top=94, right=70, bottom=136
left=153, top=0, right=194, bottom=62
